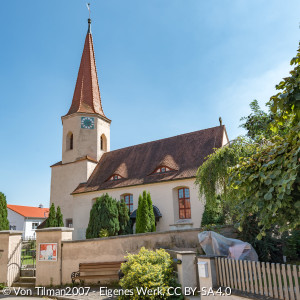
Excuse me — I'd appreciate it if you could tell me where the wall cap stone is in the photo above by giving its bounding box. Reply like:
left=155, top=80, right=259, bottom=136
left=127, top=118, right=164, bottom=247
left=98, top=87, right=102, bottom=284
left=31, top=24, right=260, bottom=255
left=35, top=227, right=74, bottom=232
left=172, top=250, right=197, bottom=255
left=62, top=227, right=203, bottom=244
left=0, top=230, right=23, bottom=235
left=197, top=255, right=227, bottom=259
left=62, top=225, right=235, bottom=244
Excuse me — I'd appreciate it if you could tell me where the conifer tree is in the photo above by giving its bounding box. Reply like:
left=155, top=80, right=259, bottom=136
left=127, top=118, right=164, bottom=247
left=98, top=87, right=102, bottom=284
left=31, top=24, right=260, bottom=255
left=135, top=194, right=143, bottom=233
left=46, top=203, right=57, bottom=227
left=86, top=194, right=120, bottom=239
left=136, top=191, right=150, bottom=233
left=147, top=192, right=156, bottom=232
left=118, top=199, right=130, bottom=235
left=56, top=206, right=64, bottom=227
left=0, top=192, right=9, bottom=230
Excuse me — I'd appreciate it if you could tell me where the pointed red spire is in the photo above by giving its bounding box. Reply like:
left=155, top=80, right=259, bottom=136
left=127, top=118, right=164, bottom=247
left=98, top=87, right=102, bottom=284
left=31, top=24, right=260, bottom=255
left=66, top=19, right=106, bottom=118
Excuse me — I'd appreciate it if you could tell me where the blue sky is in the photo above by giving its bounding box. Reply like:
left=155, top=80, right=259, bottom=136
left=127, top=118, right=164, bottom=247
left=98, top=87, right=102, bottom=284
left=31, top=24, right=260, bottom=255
left=0, top=0, right=299, bottom=208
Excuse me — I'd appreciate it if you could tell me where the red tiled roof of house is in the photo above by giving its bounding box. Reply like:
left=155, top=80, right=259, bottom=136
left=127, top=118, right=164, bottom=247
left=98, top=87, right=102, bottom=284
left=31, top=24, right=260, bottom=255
left=7, top=205, right=49, bottom=218
left=72, top=125, right=227, bottom=194
left=65, top=20, right=108, bottom=119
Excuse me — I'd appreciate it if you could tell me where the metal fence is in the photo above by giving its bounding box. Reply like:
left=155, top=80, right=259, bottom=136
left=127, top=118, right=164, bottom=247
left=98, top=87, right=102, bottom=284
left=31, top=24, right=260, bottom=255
left=215, top=257, right=300, bottom=300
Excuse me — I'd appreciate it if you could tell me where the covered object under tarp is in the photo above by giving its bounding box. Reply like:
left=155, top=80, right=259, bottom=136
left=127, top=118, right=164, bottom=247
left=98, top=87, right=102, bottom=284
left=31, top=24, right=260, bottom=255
left=198, top=231, right=258, bottom=261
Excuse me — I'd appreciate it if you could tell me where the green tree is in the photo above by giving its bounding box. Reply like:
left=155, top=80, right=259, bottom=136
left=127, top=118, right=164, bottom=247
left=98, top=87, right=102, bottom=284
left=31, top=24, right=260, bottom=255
left=56, top=206, right=64, bottom=227
left=239, top=99, right=273, bottom=140
left=197, top=43, right=300, bottom=238
left=46, top=203, right=57, bottom=227
left=135, top=191, right=151, bottom=233
left=118, top=199, right=130, bottom=235
left=0, top=192, right=9, bottom=230
left=147, top=192, right=156, bottom=232
left=86, top=194, right=119, bottom=239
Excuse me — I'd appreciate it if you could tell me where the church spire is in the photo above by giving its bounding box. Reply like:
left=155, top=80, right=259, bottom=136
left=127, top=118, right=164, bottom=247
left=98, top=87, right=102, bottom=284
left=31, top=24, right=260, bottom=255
left=66, top=18, right=106, bottom=118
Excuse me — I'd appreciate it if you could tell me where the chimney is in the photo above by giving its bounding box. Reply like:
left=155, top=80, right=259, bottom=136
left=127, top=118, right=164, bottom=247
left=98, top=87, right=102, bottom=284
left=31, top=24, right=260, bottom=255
left=39, top=204, right=43, bottom=209
left=219, top=117, right=222, bottom=126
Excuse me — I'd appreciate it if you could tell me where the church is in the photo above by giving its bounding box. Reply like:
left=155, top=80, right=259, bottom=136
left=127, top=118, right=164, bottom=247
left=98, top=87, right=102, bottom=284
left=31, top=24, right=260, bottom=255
left=50, top=18, right=229, bottom=240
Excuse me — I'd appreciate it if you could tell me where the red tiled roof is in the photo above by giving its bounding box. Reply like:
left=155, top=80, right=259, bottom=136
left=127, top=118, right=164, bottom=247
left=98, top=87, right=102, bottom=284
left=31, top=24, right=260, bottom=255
left=7, top=205, right=49, bottom=218
left=72, top=125, right=227, bottom=194
left=65, top=27, right=107, bottom=119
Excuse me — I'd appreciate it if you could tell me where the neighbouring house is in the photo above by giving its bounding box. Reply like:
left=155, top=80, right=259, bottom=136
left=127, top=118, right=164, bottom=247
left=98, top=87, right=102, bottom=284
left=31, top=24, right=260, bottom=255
left=7, top=205, right=49, bottom=240
left=50, top=18, right=229, bottom=240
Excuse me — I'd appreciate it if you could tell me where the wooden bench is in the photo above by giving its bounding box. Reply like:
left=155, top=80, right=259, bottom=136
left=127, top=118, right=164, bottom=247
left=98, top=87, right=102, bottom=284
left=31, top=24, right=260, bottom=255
left=71, top=261, right=126, bottom=284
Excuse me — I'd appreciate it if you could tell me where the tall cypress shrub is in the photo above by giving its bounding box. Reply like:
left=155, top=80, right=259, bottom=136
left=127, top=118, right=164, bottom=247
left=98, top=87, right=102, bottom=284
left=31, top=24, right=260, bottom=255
left=56, top=206, right=64, bottom=227
left=86, top=194, right=120, bottom=239
left=147, top=192, right=156, bottom=232
left=46, top=203, right=57, bottom=227
left=118, top=199, right=130, bottom=235
left=0, top=192, right=9, bottom=230
left=135, top=194, right=143, bottom=233
left=136, top=191, right=150, bottom=233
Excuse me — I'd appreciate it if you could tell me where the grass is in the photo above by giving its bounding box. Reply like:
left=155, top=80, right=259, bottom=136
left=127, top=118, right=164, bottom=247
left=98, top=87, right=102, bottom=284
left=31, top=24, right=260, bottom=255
left=21, top=248, right=36, bottom=266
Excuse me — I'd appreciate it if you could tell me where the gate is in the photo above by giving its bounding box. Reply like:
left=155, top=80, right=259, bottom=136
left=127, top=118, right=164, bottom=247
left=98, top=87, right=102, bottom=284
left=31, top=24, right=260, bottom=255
left=20, top=238, right=36, bottom=276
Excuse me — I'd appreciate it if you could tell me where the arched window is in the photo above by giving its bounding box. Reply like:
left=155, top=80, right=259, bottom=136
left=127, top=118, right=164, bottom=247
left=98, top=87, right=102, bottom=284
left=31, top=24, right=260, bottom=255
left=100, top=134, right=107, bottom=151
left=178, top=188, right=191, bottom=219
left=66, top=132, right=73, bottom=150
left=121, top=194, right=133, bottom=212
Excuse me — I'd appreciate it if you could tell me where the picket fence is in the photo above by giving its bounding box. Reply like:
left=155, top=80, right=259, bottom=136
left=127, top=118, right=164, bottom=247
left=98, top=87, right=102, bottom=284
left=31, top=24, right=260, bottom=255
left=215, top=257, right=300, bottom=300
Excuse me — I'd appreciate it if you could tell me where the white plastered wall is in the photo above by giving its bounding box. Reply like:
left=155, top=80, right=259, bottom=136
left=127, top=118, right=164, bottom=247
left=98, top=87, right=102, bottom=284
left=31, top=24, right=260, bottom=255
left=50, top=160, right=97, bottom=226
left=72, top=178, right=205, bottom=240
left=7, top=209, right=25, bottom=232
left=61, top=113, right=110, bottom=164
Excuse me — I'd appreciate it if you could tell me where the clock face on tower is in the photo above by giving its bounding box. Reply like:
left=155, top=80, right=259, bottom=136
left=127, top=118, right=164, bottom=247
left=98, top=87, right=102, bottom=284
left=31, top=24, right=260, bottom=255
left=81, top=117, right=95, bottom=129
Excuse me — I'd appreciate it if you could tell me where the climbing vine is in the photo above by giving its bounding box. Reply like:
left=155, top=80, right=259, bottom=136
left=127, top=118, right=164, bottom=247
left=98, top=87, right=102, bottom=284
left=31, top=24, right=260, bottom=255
left=195, top=137, right=254, bottom=218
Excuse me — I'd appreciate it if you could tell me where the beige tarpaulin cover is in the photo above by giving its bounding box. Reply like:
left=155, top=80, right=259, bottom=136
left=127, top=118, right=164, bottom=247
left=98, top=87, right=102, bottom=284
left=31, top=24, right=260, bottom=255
left=198, top=231, right=258, bottom=261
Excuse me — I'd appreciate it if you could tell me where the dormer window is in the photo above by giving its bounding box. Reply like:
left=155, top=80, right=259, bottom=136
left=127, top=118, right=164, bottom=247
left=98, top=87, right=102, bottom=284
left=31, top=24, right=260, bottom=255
left=155, top=166, right=171, bottom=174
left=109, top=174, right=122, bottom=181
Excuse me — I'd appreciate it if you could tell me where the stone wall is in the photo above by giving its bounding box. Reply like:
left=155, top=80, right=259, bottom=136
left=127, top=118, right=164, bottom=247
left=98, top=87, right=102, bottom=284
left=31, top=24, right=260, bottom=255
left=60, top=226, right=237, bottom=284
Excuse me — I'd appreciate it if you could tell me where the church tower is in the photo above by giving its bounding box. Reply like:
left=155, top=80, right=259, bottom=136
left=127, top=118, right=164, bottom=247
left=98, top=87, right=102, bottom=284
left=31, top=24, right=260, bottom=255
left=62, top=18, right=111, bottom=164
left=50, top=18, right=110, bottom=227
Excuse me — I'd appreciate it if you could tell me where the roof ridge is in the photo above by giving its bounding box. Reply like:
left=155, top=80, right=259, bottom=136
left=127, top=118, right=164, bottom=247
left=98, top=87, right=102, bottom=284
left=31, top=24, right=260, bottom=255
left=106, top=125, right=224, bottom=154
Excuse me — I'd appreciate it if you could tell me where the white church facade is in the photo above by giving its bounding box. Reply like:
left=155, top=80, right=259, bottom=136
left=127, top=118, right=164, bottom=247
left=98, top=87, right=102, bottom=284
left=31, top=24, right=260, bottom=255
left=50, top=18, right=229, bottom=240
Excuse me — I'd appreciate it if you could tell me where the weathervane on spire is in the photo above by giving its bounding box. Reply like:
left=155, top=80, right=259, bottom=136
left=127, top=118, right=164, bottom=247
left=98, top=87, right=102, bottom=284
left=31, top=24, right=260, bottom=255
left=86, top=3, right=91, bottom=18
left=86, top=3, right=92, bottom=33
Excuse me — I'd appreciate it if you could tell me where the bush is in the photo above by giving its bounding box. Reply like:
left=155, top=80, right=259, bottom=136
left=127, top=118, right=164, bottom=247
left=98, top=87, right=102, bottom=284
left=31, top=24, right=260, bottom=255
left=86, top=194, right=119, bottom=239
left=119, top=247, right=182, bottom=299
left=238, top=215, right=283, bottom=263
left=147, top=192, right=156, bottom=232
left=282, top=228, right=300, bottom=263
left=201, top=200, right=225, bottom=227
left=136, top=191, right=156, bottom=233
left=99, top=228, right=110, bottom=238
left=118, top=199, right=130, bottom=235
left=56, top=206, right=64, bottom=227
left=0, top=192, right=9, bottom=231
left=46, top=203, right=57, bottom=227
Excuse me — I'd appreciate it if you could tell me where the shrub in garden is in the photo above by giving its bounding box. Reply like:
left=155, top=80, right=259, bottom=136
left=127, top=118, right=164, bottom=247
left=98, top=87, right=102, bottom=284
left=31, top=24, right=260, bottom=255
left=0, top=192, right=9, bottom=231
left=147, top=192, right=156, bottom=232
left=86, top=194, right=119, bottom=239
left=119, top=247, right=183, bottom=299
left=117, top=199, right=130, bottom=235
left=56, top=206, right=64, bottom=227
left=46, top=203, right=57, bottom=227
left=136, top=191, right=156, bottom=233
